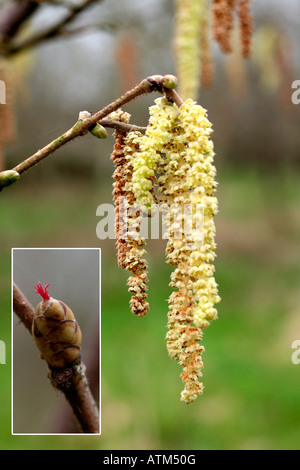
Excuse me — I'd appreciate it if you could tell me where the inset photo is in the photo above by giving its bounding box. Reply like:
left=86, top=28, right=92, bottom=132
left=12, top=248, right=101, bottom=435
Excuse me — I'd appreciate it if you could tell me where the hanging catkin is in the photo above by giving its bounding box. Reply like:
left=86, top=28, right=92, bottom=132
left=122, top=96, right=220, bottom=403
left=110, top=111, right=149, bottom=317
left=238, top=0, right=253, bottom=58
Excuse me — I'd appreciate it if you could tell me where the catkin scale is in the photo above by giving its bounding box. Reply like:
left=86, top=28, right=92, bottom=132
left=32, top=283, right=82, bottom=369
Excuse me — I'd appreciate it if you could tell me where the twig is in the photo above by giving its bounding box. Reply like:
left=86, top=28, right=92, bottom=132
left=11, top=77, right=154, bottom=175
left=0, top=1, right=38, bottom=46
left=12, top=282, right=100, bottom=434
left=164, top=88, right=184, bottom=108
left=50, top=363, right=99, bottom=433
left=6, top=0, right=101, bottom=56
left=58, top=20, right=119, bottom=37
left=99, top=118, right=147, bottom=134
left=13, top=282, right=35, bottom=333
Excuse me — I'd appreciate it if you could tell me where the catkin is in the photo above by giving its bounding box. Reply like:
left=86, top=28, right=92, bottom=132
left=110, top=112, right=132, bottom=269
left=174, top=0, right=204, bottom=100
left=238, top=0, right=253, bottom=58
left=111, top=112, right=149, bottom=317
left=212, top=0, right=235, bottom=54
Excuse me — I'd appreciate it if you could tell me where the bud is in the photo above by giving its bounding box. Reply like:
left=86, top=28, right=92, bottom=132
left=0, top=170, right=20, bottom=189
left=78, top=111, right=108, bottom=139
left=78, top=110, right=91, bottom=120
left=32, top=282, right=82, bottom=369
left=89, top=123, right=108, bottom=139
left=162, top=74, right=178, bottom=89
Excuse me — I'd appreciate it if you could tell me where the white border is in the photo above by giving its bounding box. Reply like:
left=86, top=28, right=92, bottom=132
left=11, top=247, right=101, bottom=436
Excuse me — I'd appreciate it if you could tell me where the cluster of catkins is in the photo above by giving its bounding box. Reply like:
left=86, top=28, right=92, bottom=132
left=174, top=0, right=253, bottom=100
left=110, top=97, right=220, bottom=404
left=212, top=0, right=253, bottom=57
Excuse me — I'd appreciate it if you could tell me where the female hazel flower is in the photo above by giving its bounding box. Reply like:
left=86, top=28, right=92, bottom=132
left=32, top=282, right=82, bottom=369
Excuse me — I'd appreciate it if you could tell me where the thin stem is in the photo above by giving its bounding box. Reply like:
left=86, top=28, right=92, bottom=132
left=99, top=118, right=147, bottom=134
left=12, top=282, right=99, bottom=434
left=5, top=0, right=100, bottom=56
left=0, top=1, right=38, bottom=45
left=164, top=88, right=184, bottom=108
left=13, top=119, right=90, bottom=174
left=13, top=282, right=35, bottom=333
left=50, top=364, right=99, bottom=433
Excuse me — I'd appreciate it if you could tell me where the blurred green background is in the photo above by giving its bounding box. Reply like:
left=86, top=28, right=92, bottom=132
left=0, top=0, right=300, bottom=450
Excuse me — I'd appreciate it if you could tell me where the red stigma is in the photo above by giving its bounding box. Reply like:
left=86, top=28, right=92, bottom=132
left=34, top=282, right=51, bottom=301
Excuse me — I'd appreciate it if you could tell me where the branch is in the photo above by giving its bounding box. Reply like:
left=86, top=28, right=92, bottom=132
left=6, top=0, right=101, bottom=56
left=0, top=1, right=38, bottom=46
left=0, top=74, right=182, bottom=189
left=13, top=282, right=99, bottom=434
left=57, top=20, right=119, bottom=37
left=11, top=78, right=153, bottom=175
left=13, top=282, right=35, bottom=333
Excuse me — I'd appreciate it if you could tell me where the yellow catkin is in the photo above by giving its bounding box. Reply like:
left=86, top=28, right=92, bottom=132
left=174, top=0, right=205, bottom=100
left=127, top=99, right=177, bottom=213
left=157, top=98, right=220, bottom=403
left=121, top=129, right=150, bottom=317
left=129, top=97, right=220, bottom=403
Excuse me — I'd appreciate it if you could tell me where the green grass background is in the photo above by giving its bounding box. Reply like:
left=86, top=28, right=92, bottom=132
left=1, top=165, right=300, bottom=449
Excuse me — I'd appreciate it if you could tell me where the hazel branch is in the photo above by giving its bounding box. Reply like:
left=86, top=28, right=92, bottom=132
left=13, top=282, right=35, bottom=333
left=4, top=0, right=100, bottom=56
left=11, top=77, right=154, bottom=176
left=0, top=74, right=183, bottom=189
left=12, top=282, right=99, bottom=434
left=0, top=1, right=38, bottom=46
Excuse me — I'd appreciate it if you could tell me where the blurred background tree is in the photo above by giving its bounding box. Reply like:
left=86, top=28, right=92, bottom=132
left=1, top=0, right=300, bottom=450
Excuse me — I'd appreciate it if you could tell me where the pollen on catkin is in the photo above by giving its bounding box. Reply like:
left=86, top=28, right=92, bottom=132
left=123, top=132, right=150, bottom=317
left=155, top=97, right=220, bottom=404
left=128, top=97, right=178, bottom=214
left=111, top=95, right=220, bottom=402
